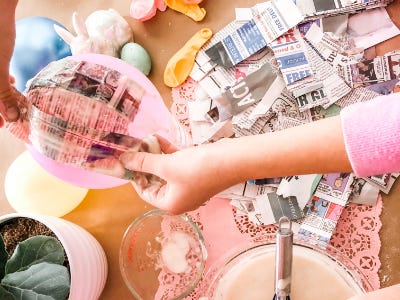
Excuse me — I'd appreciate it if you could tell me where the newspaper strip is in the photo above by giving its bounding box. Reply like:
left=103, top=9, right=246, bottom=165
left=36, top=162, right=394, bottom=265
left=314, top=172, right=355, bottom=206
left=253, top=192, right=305, bottom=225
left=347, top=7, right=400, bottom=50
left=277, top=174, right=322, bottom=209
left=232, top=108, right=273, bottom=137
left=365, top=79, right=400, bottom=95
left=219, top=182, right=276, bottom=207
left=216, top=62, right=278, bottom=115
left=344, top=53, right=400, bottom=87
left=270, top=89, right=314, bottom=131
left=248, top=177, right=282, bottom=186
left=270, top=28, right=313, bottom=86
left=287, top=36, right=351, bottom=110
left=304, top=24, right=355, bottom=71
left=297, top=172, right=355, bottom=248
left=204, top=0, right=303, bottom=68
left=190, top=21, right=243, bottom=82
left=232, top=87, right=317, bottom=137
left=364, top=173, right=400, bottom=194
left=247, top=76, right=286, bottom=120
left=298, top=195, right=345, bottom=248
left=348, top=178, right=380, bottom=205
left=294, top=0, right=394, bottom=20
left=335, top=86, right=381, bottom=107
left=197, top=48, right=274, bottom=100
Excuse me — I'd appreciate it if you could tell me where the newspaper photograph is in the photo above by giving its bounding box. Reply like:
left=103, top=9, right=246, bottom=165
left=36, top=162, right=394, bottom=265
left=344, top=53, right=400, bottom=87
left=314, top=173, right=355, bottom=206
left=298, top=195, right=345, bottom=248
left=365, top=79, right=400, bottom=95
left=365, top=173, right=400, bottom=194
left=348, top=178, right=380, bottom=205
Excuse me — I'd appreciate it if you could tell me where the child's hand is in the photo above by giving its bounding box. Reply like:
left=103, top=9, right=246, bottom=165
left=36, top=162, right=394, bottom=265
left=120, top=136, right=238, bottom=214
left=0, top=79, right=21, bottom=126
left=0, top=1, right=21, bottom=126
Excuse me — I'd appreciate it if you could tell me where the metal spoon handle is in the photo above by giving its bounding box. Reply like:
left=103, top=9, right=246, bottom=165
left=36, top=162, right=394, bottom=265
left=275, top=216, right=293, bottom=299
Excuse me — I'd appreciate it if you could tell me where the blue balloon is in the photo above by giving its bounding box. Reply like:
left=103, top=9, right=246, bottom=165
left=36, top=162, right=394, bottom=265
left=10, top=17, right=72, bottom=92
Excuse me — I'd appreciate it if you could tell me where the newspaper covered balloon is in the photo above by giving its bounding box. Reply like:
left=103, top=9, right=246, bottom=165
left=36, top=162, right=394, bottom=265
left=7, top=54, right=188, bottom=189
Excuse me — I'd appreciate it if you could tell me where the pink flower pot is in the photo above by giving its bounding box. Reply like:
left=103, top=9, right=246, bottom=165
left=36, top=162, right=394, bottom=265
left=0, top=213, right=108, bottom=300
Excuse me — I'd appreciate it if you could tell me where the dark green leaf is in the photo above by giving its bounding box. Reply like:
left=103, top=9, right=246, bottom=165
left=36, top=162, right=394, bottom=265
left=2, top=262, right=70, bottom=300
left=6, top=236, right=65, bottom=274
left=0, top=285, right=15, bottom=300
left=0, top=235, right=8, bottom=280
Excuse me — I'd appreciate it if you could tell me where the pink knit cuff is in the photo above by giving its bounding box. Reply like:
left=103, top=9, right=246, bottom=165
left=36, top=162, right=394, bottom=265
left=340, top=93, right=400, bottom=177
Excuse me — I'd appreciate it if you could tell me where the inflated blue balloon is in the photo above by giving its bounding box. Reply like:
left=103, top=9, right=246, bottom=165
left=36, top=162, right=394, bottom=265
left=10, top=17, right=72, bottom=92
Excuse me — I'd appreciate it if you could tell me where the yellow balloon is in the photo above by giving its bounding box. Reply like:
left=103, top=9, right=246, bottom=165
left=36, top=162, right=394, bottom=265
left=4, top=151, right=88, bottom=217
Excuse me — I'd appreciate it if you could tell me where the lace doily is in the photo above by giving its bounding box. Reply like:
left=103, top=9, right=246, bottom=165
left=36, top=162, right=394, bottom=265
left=170, top=79, right=383, bottom=298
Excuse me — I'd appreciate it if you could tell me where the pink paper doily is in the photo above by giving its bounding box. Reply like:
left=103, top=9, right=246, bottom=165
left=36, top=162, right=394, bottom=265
left=169, top=79, right=383, bottom=298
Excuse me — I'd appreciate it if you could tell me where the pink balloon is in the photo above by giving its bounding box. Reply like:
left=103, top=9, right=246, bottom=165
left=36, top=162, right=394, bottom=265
left=28, top=53, right=181, bottom=189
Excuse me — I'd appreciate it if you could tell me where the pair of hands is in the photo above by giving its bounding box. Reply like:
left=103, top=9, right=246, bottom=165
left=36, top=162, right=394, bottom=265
left=0, top=1, right=219, bottom=214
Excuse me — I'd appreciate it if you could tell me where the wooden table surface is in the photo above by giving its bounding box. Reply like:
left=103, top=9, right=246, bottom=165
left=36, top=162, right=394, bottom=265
left=0, top=0, right=399, bottom=299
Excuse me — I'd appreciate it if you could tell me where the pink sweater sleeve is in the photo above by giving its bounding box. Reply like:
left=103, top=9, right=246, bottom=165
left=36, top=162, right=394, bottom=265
left=340, top=93, right=400, bottom=177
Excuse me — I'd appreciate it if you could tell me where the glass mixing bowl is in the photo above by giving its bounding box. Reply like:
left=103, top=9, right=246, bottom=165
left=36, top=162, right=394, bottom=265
left=202, top=235, right=372, bottom=300
left=119, top=209, right=207, bottom=300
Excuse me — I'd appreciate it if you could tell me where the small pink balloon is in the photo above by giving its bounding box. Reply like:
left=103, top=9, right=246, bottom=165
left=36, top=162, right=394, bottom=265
left=155, top=0, right=167, bottom=11
left=130, top=0, right=157, bottom=22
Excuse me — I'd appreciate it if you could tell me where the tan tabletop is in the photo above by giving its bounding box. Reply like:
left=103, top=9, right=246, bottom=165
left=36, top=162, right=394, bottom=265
left=0, top=0, right=399, bottom=299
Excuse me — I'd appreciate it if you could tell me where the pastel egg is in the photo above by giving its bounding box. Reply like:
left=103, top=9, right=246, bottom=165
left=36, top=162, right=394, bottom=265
left=120, top=42, right=152, bottom=76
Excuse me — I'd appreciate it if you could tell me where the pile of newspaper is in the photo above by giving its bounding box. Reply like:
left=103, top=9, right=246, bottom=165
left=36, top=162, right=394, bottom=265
left=185, top=0, right=399, bottom=247
left=295, top=0, right=395, bottom=20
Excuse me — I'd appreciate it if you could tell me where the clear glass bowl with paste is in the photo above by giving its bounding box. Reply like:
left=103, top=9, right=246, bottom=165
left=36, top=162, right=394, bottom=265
left=119, top=209, right=207, bottom=300
left=202, top=236, right=373, bottom=300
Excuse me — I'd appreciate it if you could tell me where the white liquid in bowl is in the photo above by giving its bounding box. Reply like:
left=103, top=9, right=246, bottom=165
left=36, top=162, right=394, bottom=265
left=212, top=245, right=364, bottom=300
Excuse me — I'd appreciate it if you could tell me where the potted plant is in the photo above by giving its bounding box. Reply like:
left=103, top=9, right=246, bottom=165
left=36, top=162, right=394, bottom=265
left=0, top=234, right=70, bottom=299
left=0, top=213, right=107, bottom=300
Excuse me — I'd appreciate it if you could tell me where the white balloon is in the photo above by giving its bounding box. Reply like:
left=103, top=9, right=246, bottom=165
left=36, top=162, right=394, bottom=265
left=4, top=151, right=88, bottom=217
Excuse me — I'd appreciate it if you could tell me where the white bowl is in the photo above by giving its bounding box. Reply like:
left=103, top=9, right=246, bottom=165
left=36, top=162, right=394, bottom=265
left=203, top=235, right=372, bottom=300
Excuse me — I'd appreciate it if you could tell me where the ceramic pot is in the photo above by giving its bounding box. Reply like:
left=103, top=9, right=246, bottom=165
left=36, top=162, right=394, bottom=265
left=0, top=213, right=108, bottom=300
